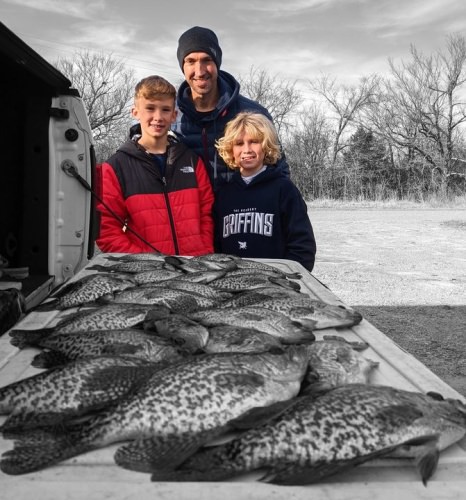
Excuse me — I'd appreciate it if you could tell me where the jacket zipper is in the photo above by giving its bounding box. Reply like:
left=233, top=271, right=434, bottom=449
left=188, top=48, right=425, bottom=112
left=161, top=176, right=180, bottom=255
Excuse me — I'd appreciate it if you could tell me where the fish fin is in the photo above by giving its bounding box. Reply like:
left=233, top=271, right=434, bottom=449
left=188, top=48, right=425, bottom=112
left=31, top=350, right=72, bottom=369
left=115, top=429, right=219, bottom=473
left=294, top=318, right=318, bottom=331
left=0, top=410, right=79, bottom=433
left=284, top=272, right=302, bottom=280
left=9, top=328, right=54, bottom=349
left=143, top=305, right=172, bottom=322
left=375, top=404, right=424, bottom=427
left=0, top=412, right=32, bottom=433
left=95, top=293, right=115, bottom=304
left=269, top=276, right=301, bottom=291
left=84, top=264, right=109, bottom=272
left=228, top=399, right=301, bottom=430
left=426, top=391, right=445, bottom=401
left=415, top=440, right=440, bottom=486
left=214, top=371, right=266, bottom=390
left=322, top=335, right=369, bottom=351
left=163, top=256, right=186, bottom=269
left=391, top=434, right=440, bottom=485
left=351, top=309, right=363, bottom=325
left=262, top=443, right=404, bottom=485
left=298, top=383, right=333, bottom=398
left=1, top=425, right=89, bottom=475
left=30, top=299, right=59, bottom=312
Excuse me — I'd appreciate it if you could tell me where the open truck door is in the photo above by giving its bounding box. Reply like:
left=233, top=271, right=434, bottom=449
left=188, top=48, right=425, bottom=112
left=0, top=21, right=97, bottom=324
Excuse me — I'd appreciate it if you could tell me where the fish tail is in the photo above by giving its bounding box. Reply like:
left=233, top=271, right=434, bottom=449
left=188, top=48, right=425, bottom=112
left=351, top=309, right=363, bottom=325
left=30, top=299, right=59, bottom=312
left=1, top=426, right=92, bottom=475
left=84, top=264, right=109, bottom=272
left=150, top=440, right=246, bottom=482
left=9, top=328, right=54, bottom=349
left=31, top=350, right=72, bottom=369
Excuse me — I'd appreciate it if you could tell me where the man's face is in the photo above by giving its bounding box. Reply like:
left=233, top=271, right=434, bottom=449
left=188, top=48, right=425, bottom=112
left=182, top=52, right=218, bottom=99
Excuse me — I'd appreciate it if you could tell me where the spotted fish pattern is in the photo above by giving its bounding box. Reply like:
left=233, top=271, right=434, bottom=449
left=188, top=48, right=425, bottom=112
left=151, top=383, right=466, bottom=485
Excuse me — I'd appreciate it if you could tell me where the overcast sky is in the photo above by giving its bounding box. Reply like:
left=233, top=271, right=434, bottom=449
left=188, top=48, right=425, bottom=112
left=2, top=0, right=466, bottom=107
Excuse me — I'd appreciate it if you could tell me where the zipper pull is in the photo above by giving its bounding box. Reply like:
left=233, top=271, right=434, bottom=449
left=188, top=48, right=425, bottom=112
left=122, top=219, right=128, bottom=233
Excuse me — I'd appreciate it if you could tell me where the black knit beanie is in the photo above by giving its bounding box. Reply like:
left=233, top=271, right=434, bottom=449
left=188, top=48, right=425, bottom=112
left=177, top=26, right=222, bottom=71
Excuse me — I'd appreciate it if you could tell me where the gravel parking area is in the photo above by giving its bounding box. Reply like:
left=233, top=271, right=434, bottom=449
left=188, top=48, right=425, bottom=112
left=309, top=208, right=466, bottom=397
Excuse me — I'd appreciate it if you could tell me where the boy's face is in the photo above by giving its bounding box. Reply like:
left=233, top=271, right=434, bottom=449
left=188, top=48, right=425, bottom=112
left=132, top=96, right=177, bottom=139
left=233, top=131, right=266, bottom=176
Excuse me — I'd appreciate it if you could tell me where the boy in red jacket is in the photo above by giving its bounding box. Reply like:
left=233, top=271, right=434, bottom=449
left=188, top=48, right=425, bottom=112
left=96, top=75, right=214, bottom=255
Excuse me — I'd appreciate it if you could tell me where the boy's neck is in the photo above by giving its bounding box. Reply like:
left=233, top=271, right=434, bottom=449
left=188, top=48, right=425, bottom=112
left=137, top=135, right=168, bottom=154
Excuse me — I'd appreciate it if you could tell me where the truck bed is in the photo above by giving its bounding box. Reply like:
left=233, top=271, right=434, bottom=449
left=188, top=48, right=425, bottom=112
left=1, top=255, right=465, bottom=499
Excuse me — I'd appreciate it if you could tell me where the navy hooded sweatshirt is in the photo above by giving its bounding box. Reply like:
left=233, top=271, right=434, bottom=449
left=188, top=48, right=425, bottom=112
left=213, top=166, right=316, bottom=271
left=173, top=70, right=290, bottom=189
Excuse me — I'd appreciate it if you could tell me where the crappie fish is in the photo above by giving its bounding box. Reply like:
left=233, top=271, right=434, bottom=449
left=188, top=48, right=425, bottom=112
left=132, top=268, right=183, bottom=285
left=0, top=355, right=160, bottom=432
left=190, top=253, right=237, bottom=263
left=104, top=287, right=217, bottom=313
left=9, top=304, right=171, bottom=336
left=156, top=280, right=233, bottom=301
left=189, top=306, right=315, bottom=343
left=144, top=313, right=210, bottom=353
left=218, top=287, right=302, bottom=308
left=10, top=328, right=184, bottom=368
left=232, top=258, right=302, bottom=279
left=208, top=274, right=301, bottom=293
left=0, top=347, right=309, bottom=475
left=35, top=273, right=135, bottom=311
left=104, top=253, right=165, bottom=262
left=233, top=295, right=363, bottom=330
left=161, top=269, right=228, bottom=284
left=204, top=325, right=284, bottom=354
left=86, top=260, right=166, bottom=274
left=222, top=267, right=301, bottom=281
left=165, top=255, right=237, bottom=273
left=300, top=340, right=379, bottom=389
left=152, top=384, right=466, bottom=485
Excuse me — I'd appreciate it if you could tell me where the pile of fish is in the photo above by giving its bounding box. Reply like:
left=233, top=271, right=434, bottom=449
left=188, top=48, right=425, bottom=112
left=0, top=252, right=465, bottom=486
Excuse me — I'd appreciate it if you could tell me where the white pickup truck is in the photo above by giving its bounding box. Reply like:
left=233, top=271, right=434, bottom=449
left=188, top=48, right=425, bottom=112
left=0, top=21, right=96, bottom=328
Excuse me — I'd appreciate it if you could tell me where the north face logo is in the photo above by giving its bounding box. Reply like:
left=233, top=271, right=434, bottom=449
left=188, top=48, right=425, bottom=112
left=180, top=166, right=194, bottom=173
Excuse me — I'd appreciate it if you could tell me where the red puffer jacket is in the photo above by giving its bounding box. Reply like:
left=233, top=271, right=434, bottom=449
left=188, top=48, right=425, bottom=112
left=96, top=137, right=214, bottom=255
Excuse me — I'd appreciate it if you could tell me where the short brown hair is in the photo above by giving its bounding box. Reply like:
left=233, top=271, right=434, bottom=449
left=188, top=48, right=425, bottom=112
left=134, top=75, right=176, bottom=102
left=216, top=112, right=281, bottom=170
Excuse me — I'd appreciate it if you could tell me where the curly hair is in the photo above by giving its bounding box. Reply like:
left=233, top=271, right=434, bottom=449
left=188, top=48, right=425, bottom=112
left=215, top=112, right=281, bottom=170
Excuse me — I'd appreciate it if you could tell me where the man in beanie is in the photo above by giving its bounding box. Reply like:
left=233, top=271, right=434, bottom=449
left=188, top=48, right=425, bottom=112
left=173, top=26, right=290, bottom=189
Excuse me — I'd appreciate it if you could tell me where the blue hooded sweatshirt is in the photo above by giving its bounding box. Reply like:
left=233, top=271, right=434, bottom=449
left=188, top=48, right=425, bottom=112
left=173, top=70, right=290, bottom=189
left=213, top=166, right=316, bottom=271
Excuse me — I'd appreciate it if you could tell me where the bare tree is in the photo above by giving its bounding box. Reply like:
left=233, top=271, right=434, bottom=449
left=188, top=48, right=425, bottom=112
left=55, top=51, right=137, bottom=161
left=238, top=66, right=301, bottom=137
left=309, top=74, right=380, bottom=164
left=284, top=104, right=332, bottom=198
left=366, top=34, right=466, bottom=184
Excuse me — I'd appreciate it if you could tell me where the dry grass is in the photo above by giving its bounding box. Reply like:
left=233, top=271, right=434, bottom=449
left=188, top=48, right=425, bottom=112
left=306, top=194, right=466, bottom=209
